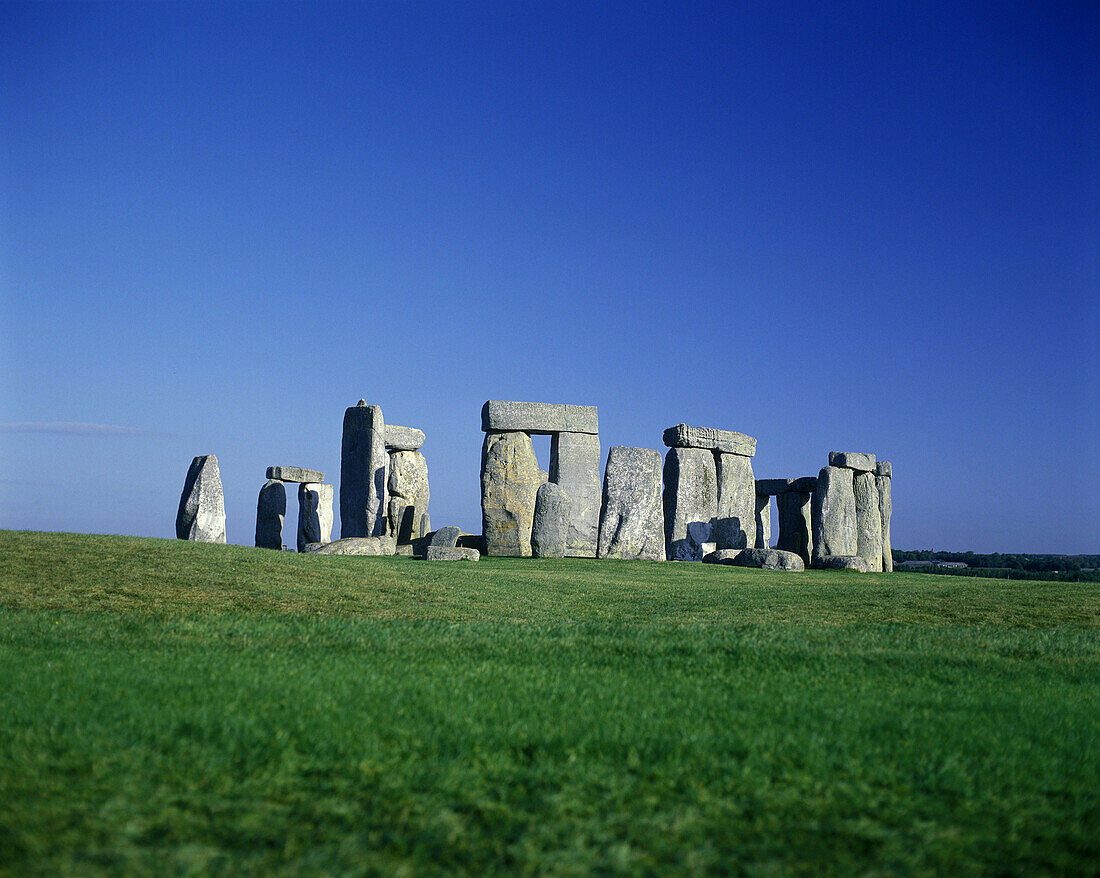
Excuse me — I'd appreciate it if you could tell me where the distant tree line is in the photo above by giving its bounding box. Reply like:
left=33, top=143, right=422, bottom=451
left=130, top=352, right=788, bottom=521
left=893, top=550, right=1100, bottom=582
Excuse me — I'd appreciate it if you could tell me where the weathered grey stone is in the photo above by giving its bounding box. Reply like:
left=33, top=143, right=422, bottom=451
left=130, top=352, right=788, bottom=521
left=663, top=447, right=718, bottom=561
left=549, top=431, right=600, bottom=557
left=265, top=466, right=324, bottom=483
left=176, top=455, right=226, bottom=543
left=731, top=548, right=805, bottom=571
left=875, top=460, right=892, bottom=479
left=387, top=450, right=429, bottom=544
left=340, top=402, right=387, bottom=538
left=755, top=478, right=793, bottom=496
left=828, top=451, right=877, bottom=472
left=816, top=554, right=868, bottom=571
left=811, top=466, right=856, bottom=564
left=597, top=446, right=665, bottom=561
left=481, top=400, right=598, bottom=435
left=714, top=452, right=756, bottom=551
left=429, top=526, right=462, bottom=548
left=853, top=471, right=883, bottom=572
left=394, top=543, right=414, bottom=556
left=662, top=424, right=756, bottom=457
left=297, top=482, right=334, bottom=553
left=385, top=425, right=426, bottom=451
left=421, top=513, right=431, bottom=535
left=425, top=546, right=480, bottom=561
left=702, top=549, right=741, bottom=564
left=877, top=471, right=893, bottom=573
left=481, top=431, right=542, bottom=556
left=305, top=535, right=396, bottom=556
left=754, top=494, right=771, bottom=549
left=775, top=491, right=813, bottom=567
left=255, top=479, right=286, bottom=549
left=790, top=476, right=819, bottom=493
left=532, top=482, right=570, bottom=558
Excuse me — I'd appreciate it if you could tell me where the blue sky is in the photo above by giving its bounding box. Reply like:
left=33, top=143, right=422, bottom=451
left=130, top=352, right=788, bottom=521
left=1, top=1, right=1097, bottom=553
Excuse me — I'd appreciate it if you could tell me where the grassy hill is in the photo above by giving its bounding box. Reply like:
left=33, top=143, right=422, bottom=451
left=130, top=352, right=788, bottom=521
left=1, top=530, right=1098, bottom=875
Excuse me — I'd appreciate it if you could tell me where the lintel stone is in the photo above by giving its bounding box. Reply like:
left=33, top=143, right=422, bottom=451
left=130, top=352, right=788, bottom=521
left=481, top=400, right=598, bottom=435
left=663, top=424, right=756, bottom=457
left=385, top=425, right=426, bottom=451
left=876, top=460, right=892, bottom=478
left=266, top=466, right=324, bottom=483
left=828, top=451, right=876, bottom=472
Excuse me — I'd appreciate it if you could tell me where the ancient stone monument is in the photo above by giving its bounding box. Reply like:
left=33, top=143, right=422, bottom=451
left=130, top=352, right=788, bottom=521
left=810, top=452, right=893, bottom=572
left=298, top=482, right=334, bottom=553
left=662, top=424, right=757, bottom=561
left=876, top=461, right=893, bottom=572
left=596, top=446, right=665, bottom=560
left=532, top=482, right=570, bottom=558
left=255, top=479, right=286, bottom=549
left=255, top=466, right=331, bottom=551
left=754, top=476, right=817, bottom=568
left=176, top=454, right=226, bottom=543
left=480, top=400, right=600, bottom=557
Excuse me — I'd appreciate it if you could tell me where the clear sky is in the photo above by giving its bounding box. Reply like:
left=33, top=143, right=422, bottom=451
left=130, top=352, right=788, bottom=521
left=2, top=1, right=1097, bottom=553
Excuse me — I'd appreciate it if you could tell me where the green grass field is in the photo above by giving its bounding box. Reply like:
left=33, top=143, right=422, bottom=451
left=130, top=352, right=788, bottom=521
left=1, top=530, right=1098, bottom=876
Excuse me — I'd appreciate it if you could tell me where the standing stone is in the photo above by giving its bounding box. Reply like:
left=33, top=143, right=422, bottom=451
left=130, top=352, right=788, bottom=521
left=713, top=452, right=756, bottom=551
left=876, top=462, right=893, bottom=573
left=481, top=431, right=542, bottom=556
left=598, top=446, right=665, bottom=560
left=853, top=471, right=883, bottom=572
left=754, top=494, right=771, bottom=549
left=532, top=482, right=571, bottom=558
left=255, top=479, right=286, bottom=549
left=387, top=450, right=430, bottom=544
left=340, top=401, right=387, bottom=538
left=176, top=454, right=226, bottom=544
left=663, top=447, right=718, bottom=560
left=776, top=491, right=813, bottom=567
left=811, top=465, right=856, bottom=565
left=420, top=512, right=431, bottom=537
left=298, top=482, right=334, bottom=553
left=549, top=431, right=601, bottom=557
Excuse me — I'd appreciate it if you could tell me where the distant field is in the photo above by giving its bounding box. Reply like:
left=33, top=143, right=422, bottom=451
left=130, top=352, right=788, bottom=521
left=2, top=530, right=1098, bottom=875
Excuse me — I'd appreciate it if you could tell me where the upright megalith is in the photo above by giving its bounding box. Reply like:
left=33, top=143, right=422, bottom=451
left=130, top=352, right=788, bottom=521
left=298, top=482, right=334, bottom=552
left=811, top=465, right=856, bottom=565
left=775, top=490, right=813, bottom=567
left=255, top=479, right=286, bottom=549
left=481, top=430, right=542, bottom=556
left=714, top=452, right=756, bottom=551
left=387, top=450, right=429, bottom=544
left=754, top=494, right=771, bottom=549
left=663, top=447, right=718, bottom=561
left=340, top=401, right=387, bottom=538
left=597, top=446, right=665, bottom=561
left=176, top=454, right=226, bottom=543
left=853, top=471, right=883, bottom=572
left=549, top=431, right=601, bottom=556
left=876, top=461, right=893, bottom=572
left=532, top=482, right=570, bottom=558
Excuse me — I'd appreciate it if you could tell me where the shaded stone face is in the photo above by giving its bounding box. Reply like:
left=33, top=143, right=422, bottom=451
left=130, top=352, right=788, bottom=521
left=597, top=446, right=665, bottom=561
left=663, top=447, right=718, bottom=560
left=811, top=465, right=856, bottom=563
left=754, top=494, right=771, bottom=549
left=853, top=471, right=883, bottom=572
left=387, top=450, right=430, bottom=544
left=775, top=491, right=813, bottom=567
left=713, top=452, right=756, bottom=551
left=265, top=466, right=324, bottom=483
left=481, top=400, right=598, bottom=435
left=481, top=430, right=542, bottom=557
left=384, top=425, right=426, bottom=452
left=176, top=454, right=226, bottom=544
left=877, top=471, right=893, bottom=572
left=340, top=402, right=387, bottom=538
left=828, top=451, right=877, bottom=472
left=662, top=424, right=757, bottom=457
left=255, top=479, right=286, bottom=549
left=531, top=482, right=571, bottom=558
left=297, top=482, right=334, bottom=553
left=549, top=431, right=601, bottom=557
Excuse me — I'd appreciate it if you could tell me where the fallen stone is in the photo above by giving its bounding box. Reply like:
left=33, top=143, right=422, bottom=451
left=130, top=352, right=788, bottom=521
left=428, top=526, right=462, bottom=548
left=305, top=535, right=396, bottom=556
left=395, top=543, right=414, bottom=556
left=875, top=460, right=892, bottom=479
left=754, top=494, right=771, bottom=549
left=265, top=466, right=324, bottom=483
left=481, top=400, right=598, bottom=435
left=176, top=454, right=226, bottom=543
left=877, top=471, right=893, bottom=572
left=597, top=446, right=665, bottom=561
left=702, top=549, right=740, bottom=564
left=662, top=424, right=756, bottom=457
left=255, top=479, right=286, bottom=550
left=481, top=430, right=542, bottom=556
left=755, top=478, right=793, bottom=496
left=385, top=425, right=426, bottom=451
left=297, top=482, right=334, bottom=553
left=731, top=548, right=805, bottom=571
left=549, top=431, right=601, bottom=557
left=714, top=452, right=756, bottom=550
left=340, top=402, right=388, bottom=538
left=663, top=447, right=718, bottom=561
left=532, top=482, right=570, bottom=558
left=815, top=554, right=868, bottom=571
left=387, top=450, right=430, bottom=543
left=775, top=491, right=813, bottom=567
left=425, top=546, right=480, bottom=561
left=828, top=451, right=877, bottom=472
left=811, top=466, right=856, bottom=564
left=853, top=471, right=883, bottom=572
